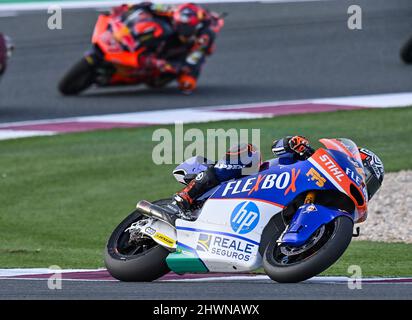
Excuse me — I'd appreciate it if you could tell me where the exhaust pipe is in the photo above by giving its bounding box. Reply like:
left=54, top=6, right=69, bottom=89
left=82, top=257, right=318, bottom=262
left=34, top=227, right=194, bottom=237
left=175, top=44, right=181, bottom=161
left=136, top=200, right=176, bottom=226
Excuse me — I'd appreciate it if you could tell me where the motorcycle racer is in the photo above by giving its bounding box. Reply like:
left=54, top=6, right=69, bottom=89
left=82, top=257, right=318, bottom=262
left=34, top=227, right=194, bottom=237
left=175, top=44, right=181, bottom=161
left=110, top=2, right=219, bottom=94
left=0, top=33, right=13, bottom=78
left=173, top=135, right=384, bottom=213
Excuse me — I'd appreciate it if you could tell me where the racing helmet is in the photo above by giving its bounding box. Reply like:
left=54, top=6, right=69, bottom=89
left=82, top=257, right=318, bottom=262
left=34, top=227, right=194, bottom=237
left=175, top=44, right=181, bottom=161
left=225, top=143, right=262, bottom=168
left=173, top=3, right=205, bottom=39
left=359, top=148, right=384, bottom=200
left=214, top=143, right=262, bottom=180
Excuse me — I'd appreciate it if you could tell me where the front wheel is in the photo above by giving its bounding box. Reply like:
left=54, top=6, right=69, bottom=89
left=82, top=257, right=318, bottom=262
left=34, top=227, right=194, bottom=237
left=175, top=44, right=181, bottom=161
left=263, top=216, right=353, bottom=283
left=104, top=199, right=172, bottom=282
left=58, top=57, right=95, bottom=95
left=145, top=74, right=175, bottom=89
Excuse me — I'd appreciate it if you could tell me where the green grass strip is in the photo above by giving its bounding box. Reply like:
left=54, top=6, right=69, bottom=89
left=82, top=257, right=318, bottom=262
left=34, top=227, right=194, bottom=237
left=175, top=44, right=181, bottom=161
left=0, top=107, right=411, bottom=275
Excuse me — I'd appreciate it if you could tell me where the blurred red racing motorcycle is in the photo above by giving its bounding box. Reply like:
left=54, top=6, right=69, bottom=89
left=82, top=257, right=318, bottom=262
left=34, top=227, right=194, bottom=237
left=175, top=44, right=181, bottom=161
left=58, top=4, right=225, bottom=95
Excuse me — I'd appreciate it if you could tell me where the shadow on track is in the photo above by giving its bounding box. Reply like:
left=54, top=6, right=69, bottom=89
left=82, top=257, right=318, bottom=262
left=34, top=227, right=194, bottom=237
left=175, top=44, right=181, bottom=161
left=73, top=83, right=302, bottom=100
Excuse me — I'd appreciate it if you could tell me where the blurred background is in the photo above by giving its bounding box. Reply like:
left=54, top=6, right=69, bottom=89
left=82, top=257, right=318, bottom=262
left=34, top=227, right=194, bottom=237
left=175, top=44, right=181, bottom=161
left=0, top=0, right=411, bottom=122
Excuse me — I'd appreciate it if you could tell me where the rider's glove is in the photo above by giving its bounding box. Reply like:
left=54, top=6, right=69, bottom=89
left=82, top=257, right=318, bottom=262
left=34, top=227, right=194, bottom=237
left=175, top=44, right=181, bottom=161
left=272, top=135, right=314, bottom=160
left=287, top=135, right=314, bottom=158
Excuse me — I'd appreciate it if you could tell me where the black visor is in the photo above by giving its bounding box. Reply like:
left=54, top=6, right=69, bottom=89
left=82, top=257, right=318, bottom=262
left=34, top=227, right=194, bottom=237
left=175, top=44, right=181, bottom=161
left=363, top=164, right=382, bottom=200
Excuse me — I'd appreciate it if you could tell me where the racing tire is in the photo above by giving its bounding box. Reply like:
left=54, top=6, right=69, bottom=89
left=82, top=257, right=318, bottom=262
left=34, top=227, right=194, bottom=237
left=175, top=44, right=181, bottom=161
left=104, top=199, right=172, bottom=282
left=145, top=74, right=175, bottom=89
left=400, top=37, right=412, bottom=64
left=263, top=216, right=353, bottom=283
left=58, top=58, right=95, bottom=95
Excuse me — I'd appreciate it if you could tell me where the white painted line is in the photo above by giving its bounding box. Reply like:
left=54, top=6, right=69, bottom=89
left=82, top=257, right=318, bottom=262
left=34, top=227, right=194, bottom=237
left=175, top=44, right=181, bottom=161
left=0, top=117, right=83, bottom=129
left=1, top=269, right=410, bottom=284
left=0, top=130, right=56, bottom=140
left=0, top=277, right=118, bottom=282
left=162, top=275, right=412, bottom=283
left=0, top=268, right=104, bottom=277
left=162, top=275, right=270, bottom=282
left=77, top=109, right=268, bottom=124
left=1, top=91, right=411, bottom=129
left=209, top=92, right=412, bottom=111
left=0, top=92, right=411, bottom=142
left=306, top=277, right=412, bottom=284
left=314, top=92, right=412, bottom=108
left=2, top=276, right=411, bottom=285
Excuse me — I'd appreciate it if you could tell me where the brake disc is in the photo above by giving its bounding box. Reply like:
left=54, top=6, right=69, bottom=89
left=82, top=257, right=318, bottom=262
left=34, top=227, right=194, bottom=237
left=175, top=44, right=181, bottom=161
left=280, top=225, right=326, bottom=256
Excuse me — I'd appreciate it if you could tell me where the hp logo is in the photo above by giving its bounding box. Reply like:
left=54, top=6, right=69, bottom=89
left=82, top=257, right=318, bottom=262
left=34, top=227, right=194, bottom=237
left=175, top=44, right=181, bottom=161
left=230, top=201, right=260, bottom=234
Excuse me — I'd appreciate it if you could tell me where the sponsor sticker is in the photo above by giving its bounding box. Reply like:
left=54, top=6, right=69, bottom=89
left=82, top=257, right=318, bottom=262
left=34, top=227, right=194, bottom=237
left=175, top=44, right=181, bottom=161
left=145, top=227, right=156, bottom=236
left=221, top=172, right=294, bottom=197
left=230, top=201, right=260, bottom=234
left=196, top=233, right=255, bottom=262
left=345, top=167, right=363, bottom=186
left=319, top=154, right=345, bottom=182
left=284, top=168, right=300, bottom=195
left=306, top=167, right=327, bottom=187
left=196, top=233, right=212, bottom=252
left=153, top=232, right=176, bottom=247
left=303, top=204, right=317, bottom=213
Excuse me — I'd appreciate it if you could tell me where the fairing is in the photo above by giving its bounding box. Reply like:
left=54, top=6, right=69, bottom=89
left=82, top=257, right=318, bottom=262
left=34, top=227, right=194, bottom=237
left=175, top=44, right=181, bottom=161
left=92, top=15, right=143, bottom=68
left=166, top=139, right=369, bottom=273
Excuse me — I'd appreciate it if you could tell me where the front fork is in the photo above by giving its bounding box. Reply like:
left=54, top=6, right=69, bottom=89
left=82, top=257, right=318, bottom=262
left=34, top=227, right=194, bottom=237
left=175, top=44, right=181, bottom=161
left=276, top=191, right=316, bottom=244
left=304, top=191, right=360, bottom=237
left=84, top=47, right=116, bottom=86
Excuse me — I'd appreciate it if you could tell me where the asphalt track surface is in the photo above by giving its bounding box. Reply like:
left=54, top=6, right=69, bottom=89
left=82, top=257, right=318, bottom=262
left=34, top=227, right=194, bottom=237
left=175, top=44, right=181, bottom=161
left=0, top=0, right=412, bottom=123
left=1, top=278, right=411, bottom=300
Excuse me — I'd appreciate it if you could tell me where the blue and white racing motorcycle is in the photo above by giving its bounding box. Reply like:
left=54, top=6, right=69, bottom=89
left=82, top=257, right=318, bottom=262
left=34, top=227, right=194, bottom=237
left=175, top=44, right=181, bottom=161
left=105, top=138, right=371, bottom=283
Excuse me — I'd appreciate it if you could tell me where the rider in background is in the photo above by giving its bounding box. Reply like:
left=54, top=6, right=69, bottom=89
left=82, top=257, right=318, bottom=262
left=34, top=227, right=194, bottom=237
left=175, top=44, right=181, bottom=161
left=173, top=136, right=384, bottom=213
left=0, top=33, right=13, bottom=79
left=111, top=2, right=219, bottom=94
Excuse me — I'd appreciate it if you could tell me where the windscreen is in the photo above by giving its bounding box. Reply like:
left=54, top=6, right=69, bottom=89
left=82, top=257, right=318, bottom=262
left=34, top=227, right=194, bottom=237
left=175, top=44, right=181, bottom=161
left=319, top=138, right=365, bottom=179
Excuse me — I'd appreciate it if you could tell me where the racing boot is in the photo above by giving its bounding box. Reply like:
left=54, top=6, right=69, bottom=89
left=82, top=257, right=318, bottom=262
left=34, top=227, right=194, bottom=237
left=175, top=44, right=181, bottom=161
left=177, top=74, right=197, bottom=95
left=173, top=166, right=219, bottom=216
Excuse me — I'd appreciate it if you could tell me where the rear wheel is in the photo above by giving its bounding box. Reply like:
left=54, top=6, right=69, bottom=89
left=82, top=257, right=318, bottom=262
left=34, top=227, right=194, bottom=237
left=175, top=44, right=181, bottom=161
left=401, top=37, right=412, bottom=64
left=263, top=216, right=353, bottom=283
left=104, top=199, right=172, bottom=282
left=58, top=58, right=95, bottom=95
